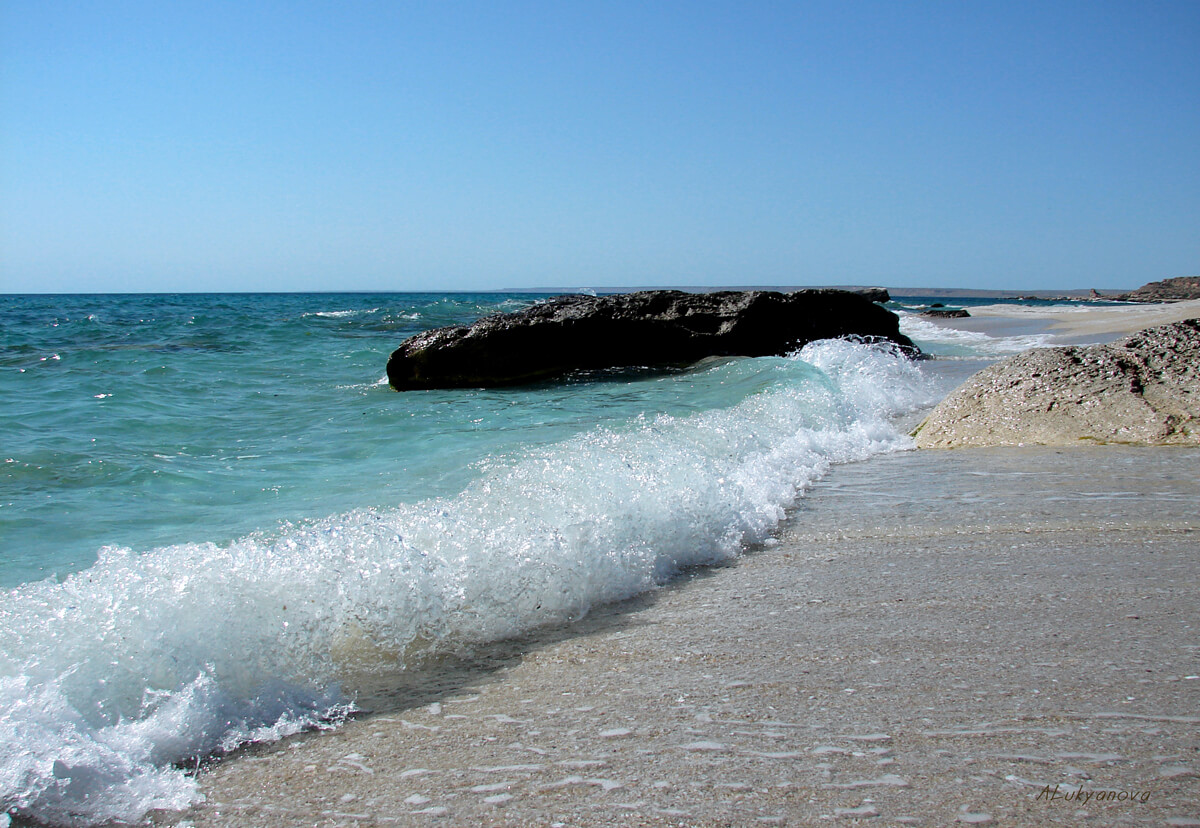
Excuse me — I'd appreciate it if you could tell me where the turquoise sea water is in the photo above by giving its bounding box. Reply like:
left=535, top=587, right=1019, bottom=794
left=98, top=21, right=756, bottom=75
left=0, top=291, right=1058, bottom=826
left=2, top=293, right=554, bottom=586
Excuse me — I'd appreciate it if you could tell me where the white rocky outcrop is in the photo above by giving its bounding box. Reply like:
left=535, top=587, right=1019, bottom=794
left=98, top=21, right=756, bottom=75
left=913, top=319, right=1200, bottom=447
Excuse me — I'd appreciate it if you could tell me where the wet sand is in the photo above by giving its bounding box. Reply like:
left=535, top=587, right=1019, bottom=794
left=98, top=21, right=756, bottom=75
left=164, top=446, right=1200, bottom=827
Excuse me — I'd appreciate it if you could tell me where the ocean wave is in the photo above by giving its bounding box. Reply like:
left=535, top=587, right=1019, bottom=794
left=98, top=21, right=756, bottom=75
left=0, top=339, right=936, bottom=827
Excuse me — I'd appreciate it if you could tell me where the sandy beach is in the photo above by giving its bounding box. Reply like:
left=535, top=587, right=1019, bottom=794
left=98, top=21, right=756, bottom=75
left=161, top=303, right=1200, bottom=828
left=925, top=298, right=1200, bottom=345
left=161, top=446, right=1200, bottom=827
left=1044, top=298, right=1200, bottom=340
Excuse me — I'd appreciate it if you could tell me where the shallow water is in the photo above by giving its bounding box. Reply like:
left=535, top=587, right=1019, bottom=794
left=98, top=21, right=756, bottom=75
left=786, top=442, right=1200, bottom=542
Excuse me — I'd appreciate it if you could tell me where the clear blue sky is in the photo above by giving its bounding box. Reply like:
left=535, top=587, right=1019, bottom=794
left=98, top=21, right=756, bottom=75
left=2, top=1, right=1198, bottom=293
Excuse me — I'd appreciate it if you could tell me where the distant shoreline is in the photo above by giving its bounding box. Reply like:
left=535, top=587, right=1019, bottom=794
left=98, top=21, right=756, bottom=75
left=919, top=296, right=1200, bottom=342
left=0, top=287, right=1132, bottom=299
left=498, top=285, right=1130, bottom=298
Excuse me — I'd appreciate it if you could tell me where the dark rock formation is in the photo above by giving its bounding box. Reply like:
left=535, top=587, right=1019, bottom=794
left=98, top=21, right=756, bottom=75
left=920, top=308, right=971, bottom=319
left=1116, top=277, right=1200, bottom=303
left=387, top=289, right=917, bottom=390
left=854, top=287, right=891, bottom=304
left=913, top=318, right=1200, bottom=447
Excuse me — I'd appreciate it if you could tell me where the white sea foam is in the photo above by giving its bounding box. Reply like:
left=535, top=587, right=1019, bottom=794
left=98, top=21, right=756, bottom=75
left=899, top=313, right=1056, bottom=357
left=0, top=339, right=936, bottom=826
left=301, top=308, right=382, bottom=319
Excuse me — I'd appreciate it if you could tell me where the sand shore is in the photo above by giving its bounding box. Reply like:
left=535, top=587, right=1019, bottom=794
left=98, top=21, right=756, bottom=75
left=930, top=298, right=1200, bottom=344
left=1044, top=298, right=1200, bottom=340
left=164, top=444, right=1199, bottom=827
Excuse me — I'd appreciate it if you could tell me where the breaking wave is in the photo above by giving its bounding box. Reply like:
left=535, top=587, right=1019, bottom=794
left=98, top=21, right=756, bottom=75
left=0, top=339, right=936, bottom=826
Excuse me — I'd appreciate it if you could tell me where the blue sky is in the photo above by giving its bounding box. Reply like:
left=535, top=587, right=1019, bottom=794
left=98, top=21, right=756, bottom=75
left=2, top=1, right=1198, bottom=293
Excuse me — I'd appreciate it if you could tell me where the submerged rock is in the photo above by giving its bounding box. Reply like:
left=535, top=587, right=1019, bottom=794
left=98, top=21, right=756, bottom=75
left=920, top=308, right=971, bottom=319
left=913, top=318, right=1200, bottom=447
left=387, top=289, right=917, bottom=390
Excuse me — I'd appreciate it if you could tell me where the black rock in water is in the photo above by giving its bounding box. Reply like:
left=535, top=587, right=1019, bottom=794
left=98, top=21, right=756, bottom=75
left=854, top=287, right=891, bottom=304
left=920, top=308, right=971, bottom=319
left=387, top=289, right=918, bottom=391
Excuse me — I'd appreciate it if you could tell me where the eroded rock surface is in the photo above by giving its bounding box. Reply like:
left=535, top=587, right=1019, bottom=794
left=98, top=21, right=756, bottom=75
left=913, top=319, right=1200, bottom=447
left=1117, top=276, right=1200, bottom=302
left=387, top=289, right=915, bottom=390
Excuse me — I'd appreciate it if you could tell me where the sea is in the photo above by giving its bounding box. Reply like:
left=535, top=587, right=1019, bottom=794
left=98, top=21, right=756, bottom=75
left=0, top=291, right=1071, bottom=826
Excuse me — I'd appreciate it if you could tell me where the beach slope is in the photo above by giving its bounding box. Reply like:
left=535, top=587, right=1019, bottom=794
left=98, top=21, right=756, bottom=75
left=165, top=446, right=1200, bottom=827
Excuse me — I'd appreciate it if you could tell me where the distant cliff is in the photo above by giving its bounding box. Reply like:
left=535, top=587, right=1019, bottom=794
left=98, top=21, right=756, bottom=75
left=1116, top=277, right=1200, bottom=302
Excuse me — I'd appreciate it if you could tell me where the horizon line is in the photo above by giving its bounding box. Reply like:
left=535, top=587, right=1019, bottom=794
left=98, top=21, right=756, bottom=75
left=0, top=285, right=1137, bottom=298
